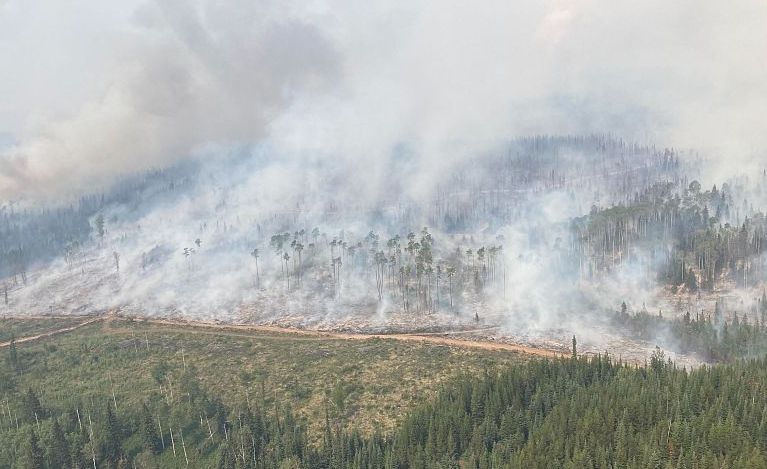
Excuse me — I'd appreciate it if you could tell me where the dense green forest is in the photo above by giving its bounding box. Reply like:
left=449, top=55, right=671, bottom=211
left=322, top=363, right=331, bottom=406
left=4, top=325, right=767, bottom=468
left=370, top=353, right=767, bottom=468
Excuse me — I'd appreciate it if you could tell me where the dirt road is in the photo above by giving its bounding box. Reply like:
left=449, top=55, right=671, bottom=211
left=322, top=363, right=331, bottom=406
left=0, top=316, right=102, bottom=348
left=143, top=317, right=563, bottom=358
left=0, top=313, right=564, bottom=359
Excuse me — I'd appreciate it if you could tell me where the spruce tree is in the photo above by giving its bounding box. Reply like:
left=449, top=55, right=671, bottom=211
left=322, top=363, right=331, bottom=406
left=22, top=387, right=43, bottom=423
left=27, top=429, right=44, bottom=469
left=102, top=403, right=122, bottom=465
left=49, top=419, right=71, bottom=469
left=139, top=404, right=161, bottom=454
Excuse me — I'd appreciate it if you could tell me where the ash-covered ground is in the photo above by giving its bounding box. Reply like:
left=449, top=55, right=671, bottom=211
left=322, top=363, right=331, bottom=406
left=2, top=242, right=719, bottom=369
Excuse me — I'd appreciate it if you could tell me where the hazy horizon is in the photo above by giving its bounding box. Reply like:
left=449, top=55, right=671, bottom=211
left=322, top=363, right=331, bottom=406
left=1, top=0, right=766, bottom=201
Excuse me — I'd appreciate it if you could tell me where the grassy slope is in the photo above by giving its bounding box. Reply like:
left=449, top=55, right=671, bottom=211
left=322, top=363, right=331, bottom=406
left=2, top=318, right=523, bottom=444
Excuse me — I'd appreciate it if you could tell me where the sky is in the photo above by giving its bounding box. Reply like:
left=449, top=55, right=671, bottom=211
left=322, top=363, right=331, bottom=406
left=1, top=0, right=766, bottom=200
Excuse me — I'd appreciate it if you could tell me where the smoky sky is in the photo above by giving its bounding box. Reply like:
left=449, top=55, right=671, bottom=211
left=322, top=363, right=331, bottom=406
left=1, top=0, right=766, bottom=200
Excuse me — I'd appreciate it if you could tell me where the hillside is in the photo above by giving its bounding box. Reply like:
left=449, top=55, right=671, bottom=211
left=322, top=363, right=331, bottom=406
left=2, top=318, right=767, bottom=468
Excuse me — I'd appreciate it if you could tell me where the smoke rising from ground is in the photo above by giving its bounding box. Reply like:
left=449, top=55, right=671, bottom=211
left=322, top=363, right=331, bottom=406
left=1, top=2, right=767, bottom=367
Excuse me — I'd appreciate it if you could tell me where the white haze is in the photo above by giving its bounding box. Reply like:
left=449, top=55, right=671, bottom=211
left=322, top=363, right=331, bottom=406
left=1, top=1, right=766, bottom=365
left=1, top=0, right=767, bottom=198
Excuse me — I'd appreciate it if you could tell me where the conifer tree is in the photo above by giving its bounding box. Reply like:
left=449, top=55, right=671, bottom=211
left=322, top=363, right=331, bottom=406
left=139, top=404, right=161, bottom=454
left=102, top=403, right=122, bottom=465
left=27, top=429, right=44, bottom=469
left=22, top=387, right=43, bottom=423
left=49, top=419, right=70, bottom=469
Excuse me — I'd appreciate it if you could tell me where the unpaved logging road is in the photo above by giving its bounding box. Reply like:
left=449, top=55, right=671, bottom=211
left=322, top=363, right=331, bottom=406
left=0, top=316, right=102, bottom=348
left=143, top=318, right=563, bottom=357
left=0, top=313, right=564, bottom=358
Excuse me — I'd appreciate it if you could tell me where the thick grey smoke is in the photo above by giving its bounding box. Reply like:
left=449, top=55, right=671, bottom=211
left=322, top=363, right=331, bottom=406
left=1, top=0, right=767, bottom=199
left=1, top=1, right=766, bottom=368
left=0, top=0, right=341, bottom=198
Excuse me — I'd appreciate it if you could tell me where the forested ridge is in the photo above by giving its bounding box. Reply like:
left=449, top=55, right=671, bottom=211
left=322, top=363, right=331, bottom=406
left=7, top=135, right=762, bottom=327
left=0, top=135, right=684, bottom=289
left=0, top=163, right=196, bottom=282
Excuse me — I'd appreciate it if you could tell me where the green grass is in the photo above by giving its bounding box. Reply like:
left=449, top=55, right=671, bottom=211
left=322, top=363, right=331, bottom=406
left=1, top=317, right=523, bottom=444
